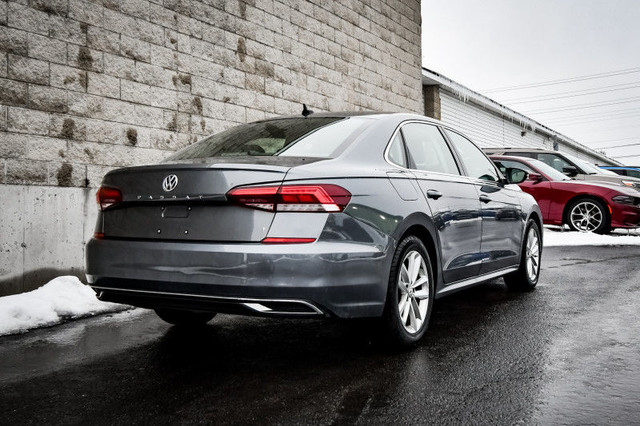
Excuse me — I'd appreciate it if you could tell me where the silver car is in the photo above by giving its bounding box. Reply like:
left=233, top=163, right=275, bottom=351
left=86, top=112, right=542, bottom=345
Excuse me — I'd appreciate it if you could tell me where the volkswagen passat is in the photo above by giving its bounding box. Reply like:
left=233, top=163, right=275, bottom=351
left=86, top=112, right=543, bottom=345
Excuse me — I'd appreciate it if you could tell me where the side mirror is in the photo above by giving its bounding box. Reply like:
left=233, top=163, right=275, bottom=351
left=562, top=165, right=578, bottom=177
left=527, top=172, right=543, bottom=183
left=505, top=168, right=528, bottom=184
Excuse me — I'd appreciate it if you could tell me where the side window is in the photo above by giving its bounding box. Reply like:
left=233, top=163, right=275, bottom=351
left=494, top=159, right=534, bottom=175
left=536, top=153, right=573, bottom=173
left=401, top=123, right=460, bottom=175
left=387, top=132, right=407, bottom=167
left=445, top=130, right=500, bottom=182
left=627, top=169, right=640, bottom=179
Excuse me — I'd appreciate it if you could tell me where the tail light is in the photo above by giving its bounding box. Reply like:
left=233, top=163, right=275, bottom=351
left=227, top=184, right=351, bottom=212
left=97, top=186, right=123, bottom=211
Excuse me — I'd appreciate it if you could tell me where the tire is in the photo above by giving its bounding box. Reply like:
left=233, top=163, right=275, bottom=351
left=154, top=308, right=216, bottom=326
left=504, top=219, right=541, bottom=292
left=565, top=197, right=610, bottom=234
left=381, top=235, right=434, bottom=346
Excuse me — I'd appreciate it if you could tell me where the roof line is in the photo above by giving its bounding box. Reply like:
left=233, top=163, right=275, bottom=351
left=421, top=67, right=620, bottom=165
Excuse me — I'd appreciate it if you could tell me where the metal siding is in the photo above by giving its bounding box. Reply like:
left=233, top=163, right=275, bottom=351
left=440, top=91, right=551, bottom=149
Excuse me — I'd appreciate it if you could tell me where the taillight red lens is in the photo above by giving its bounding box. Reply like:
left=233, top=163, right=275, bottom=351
left=226, top=185, right=279, bottom=211
left=97, top=186, right=123, bottom=211
left=227, top=184, right=351, bottom=212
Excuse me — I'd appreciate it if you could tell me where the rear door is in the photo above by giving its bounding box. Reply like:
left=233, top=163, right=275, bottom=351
left=400, top=122, right=483, bottom=283
left=444, top=130, right=524, bottom=274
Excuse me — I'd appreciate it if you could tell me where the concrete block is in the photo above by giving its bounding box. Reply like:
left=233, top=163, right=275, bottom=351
left=28, top=33, right=67, bottom=65
left=68, top=44, right=104, bottom=72
left=103, top=53, right=135, bottom=80
left=5, top=158, right=49, bottom=185
left=50, top=64, right=87, bottom=93
left=121, top=0, right=150, bottom=19
left=7, top=54, right=49, bottom=85
left=7, top=107, right=50, bottom=135
left=121, top=79, right=176, bottom=109
left=0, top=27, right=28, bottom=56
left=69, top=0, right=104, bottom=26
left=0, top=79, right=28, bottom=107
left=7, top=3, right=50, bottom=36
left=87, top=26, right=120, bottom=55
left=134, top=105, right=164, bottom=128
left=49, top=115, right=88, bottom=141
left=0, top=132, right=27, bottom=158
left=120, top=35, right=151, bottom=63
left=28, top=85, right=68, bottom=113
left=48, top=15, right=86, bottom=45
left=87, top=72, right=120, bottom=98
left=68, top=92, right=104, bottom=118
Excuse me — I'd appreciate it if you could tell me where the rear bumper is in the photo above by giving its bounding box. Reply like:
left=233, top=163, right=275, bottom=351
left=86, top=238, right=392, bottom=319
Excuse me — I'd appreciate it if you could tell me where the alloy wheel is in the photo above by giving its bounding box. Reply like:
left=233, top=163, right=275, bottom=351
left=397, top=250, right=430, bottom=334
left=569, top=200, right=603, bottom=232
left=525, top=227, right=540, bottom=282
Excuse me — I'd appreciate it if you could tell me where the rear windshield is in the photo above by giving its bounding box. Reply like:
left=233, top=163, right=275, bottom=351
left=166, top=117, right=371, bottom=161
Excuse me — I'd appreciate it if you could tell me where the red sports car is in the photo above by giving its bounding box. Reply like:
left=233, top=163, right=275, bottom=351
left=491, top=155, right=640, bottom=234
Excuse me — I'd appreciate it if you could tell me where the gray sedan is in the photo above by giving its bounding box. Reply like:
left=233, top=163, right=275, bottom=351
left=86, top=112, right=542, bottom=345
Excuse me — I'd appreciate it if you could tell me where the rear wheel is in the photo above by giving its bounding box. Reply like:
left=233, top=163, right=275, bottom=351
left=381, top=235, right=434, bottom=346
left=504, top=219, right=541, bottom=291
left=566, top=198, right=610, bottom=234
left=154, top=308, right=216, bottom=326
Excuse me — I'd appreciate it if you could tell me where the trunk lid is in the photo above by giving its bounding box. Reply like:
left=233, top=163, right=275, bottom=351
left=100, top=162, right=292, bottom=242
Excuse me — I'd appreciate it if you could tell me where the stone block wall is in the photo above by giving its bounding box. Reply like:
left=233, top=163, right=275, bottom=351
left=0, top=0, right=423, bottom=295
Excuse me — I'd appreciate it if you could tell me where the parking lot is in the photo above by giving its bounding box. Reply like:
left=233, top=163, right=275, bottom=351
left=1, top=244, right=639, bottom=425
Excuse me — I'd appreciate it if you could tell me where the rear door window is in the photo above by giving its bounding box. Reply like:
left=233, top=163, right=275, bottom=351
left=401, top=123, right=460, bottom=175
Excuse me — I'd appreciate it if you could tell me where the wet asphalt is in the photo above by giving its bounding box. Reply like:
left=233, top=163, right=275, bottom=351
left=1, top=245, right=640, bottom=425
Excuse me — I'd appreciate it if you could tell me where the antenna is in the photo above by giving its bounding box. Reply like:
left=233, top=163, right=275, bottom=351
left=302, top=104, right=314, bottom=117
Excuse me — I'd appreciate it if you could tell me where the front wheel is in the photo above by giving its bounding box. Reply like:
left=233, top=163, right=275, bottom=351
left=381, top=235, right=434, bottom=346
left=154, top=308, right=216, bottom=326
left=504, top=219, right=541, bottom=291
left=566, top=198, right=610, bottom=234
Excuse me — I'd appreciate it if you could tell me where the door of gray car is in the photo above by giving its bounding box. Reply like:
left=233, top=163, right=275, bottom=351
left=399, top=122, right=483, bottom=283
left=444, top=129, right=524, bottom=274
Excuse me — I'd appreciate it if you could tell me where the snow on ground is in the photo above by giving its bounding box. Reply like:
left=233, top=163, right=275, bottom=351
left=544, top=226, right=640, bottom=247
left=0, top=276, right=128, bottom=337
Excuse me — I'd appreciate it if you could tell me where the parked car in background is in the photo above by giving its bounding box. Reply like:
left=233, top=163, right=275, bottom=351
left=600, top=166, right=640, bottom=179
left=86, top=112, right=543, bottom=346
left=491, top=155, right=640, bottom=234
left=483, top=147, right=640, bottom=191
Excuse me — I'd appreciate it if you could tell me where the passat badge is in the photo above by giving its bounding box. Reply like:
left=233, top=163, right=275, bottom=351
left=162, top=174, right=178, bottom=192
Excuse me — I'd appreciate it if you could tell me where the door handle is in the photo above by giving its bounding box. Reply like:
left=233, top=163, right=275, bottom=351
left=426, top=189, right=442, bottom=200
left=479, top=194, right=491, bottom=203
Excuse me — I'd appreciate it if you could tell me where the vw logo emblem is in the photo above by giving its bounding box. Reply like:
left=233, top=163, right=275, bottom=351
left=162, top=174, right=178, bottom=192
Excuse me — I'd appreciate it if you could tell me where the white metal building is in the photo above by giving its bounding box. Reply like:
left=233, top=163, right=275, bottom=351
left=422, top=68, right=620, bottom=166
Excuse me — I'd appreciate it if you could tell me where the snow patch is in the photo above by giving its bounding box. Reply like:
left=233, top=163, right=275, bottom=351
left=0, top=276, right=128, bottom=336
left=544, top=227, right=640, bottom=247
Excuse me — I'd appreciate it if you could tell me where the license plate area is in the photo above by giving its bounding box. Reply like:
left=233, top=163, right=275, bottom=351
left=162, top=205, right=190, bottom=219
